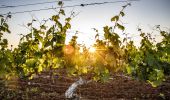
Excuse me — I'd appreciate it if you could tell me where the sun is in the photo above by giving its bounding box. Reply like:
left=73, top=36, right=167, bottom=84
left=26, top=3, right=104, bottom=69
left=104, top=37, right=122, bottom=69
left=89, top=47, right=96, bottom=53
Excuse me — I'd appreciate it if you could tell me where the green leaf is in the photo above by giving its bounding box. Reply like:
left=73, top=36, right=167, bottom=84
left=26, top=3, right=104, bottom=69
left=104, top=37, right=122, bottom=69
left=126, top=66, right=132, bottom=74
left=65, top=17, right=71, bottom=22
left=148, top=69, right=165, bottom=87
left=53, top=64, right=59, bottom=69
left=138, top=28, right=141, bottom=31
left=27, top=23, right=32, bottom=27
left=101, top=68, right=110, bottom=82
left=58, top=1, right=63, bottom=6
left=82, top=67, right=88, bottom=73
left=117, top=23, right=125, bottom=31
left=3, top=23, right=8, bottom=28
left=123, top=38, right=127, bottom=43
left=40, top=25, right=46, bottom=30
left=103, top=26, right=112, bottom=37
left=52, top=15, right=60, bottom=22
left=44, top=41, right=52, bottom=48
left=95, top=34, right=99, bottom=39
left=6, top=28, right=11, bottom=33
left=32, top=19, right=36, bottom=21
left=56, top=20, right=62, bottom=30
left=26, top=33, right=32, bottom=39
left=60, top=9, right=65, bottom=15
left=0, top=26, right=5, bottom=32
left=34, top=52, right=42, bottom=58
left=26, top=58, right=37, bottom=68
left=0, top=32, right=3, bottom=36
left=111, top=16, right=119, bottom=22
left=120, top=11, right=125, bottom=17
left=1, top=18, right=4, bottom=24
left=140, top=33, right=145, bottom=37
left=38, top=66, right=43, bottom=73
left=3, top=39, right=8, bottom=45
left=53, top=58, right=59, bottom=67
left=36, top=35, right=43, bottom=42
left=65, top=23, right=71, bottom=29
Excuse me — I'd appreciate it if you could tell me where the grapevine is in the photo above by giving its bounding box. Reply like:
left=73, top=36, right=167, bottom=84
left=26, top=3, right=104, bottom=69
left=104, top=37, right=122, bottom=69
left=0, top=1, right=169, bottom=90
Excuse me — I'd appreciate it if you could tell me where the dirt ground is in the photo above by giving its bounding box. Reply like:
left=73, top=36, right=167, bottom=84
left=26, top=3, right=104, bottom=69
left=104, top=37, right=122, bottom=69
left=0, top=69, right=170, bottom=100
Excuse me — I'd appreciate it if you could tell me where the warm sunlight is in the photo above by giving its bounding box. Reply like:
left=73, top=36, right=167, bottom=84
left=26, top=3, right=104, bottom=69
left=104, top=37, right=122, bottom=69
left=1, top=0, right=170, bottom=99
left=64, top=45, right=74, bottom=54
left=79, top=47, right=83, bottom=53
left=89, top=47, right=96, bottom=53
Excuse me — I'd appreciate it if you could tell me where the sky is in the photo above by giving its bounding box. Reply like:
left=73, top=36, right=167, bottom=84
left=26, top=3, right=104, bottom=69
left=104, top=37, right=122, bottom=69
left=0, top=0, right=170, bottom=47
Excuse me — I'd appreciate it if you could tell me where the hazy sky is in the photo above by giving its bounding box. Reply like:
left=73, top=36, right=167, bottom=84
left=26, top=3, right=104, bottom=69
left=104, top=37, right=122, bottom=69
left=0, top=0, right=170, bottom=47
